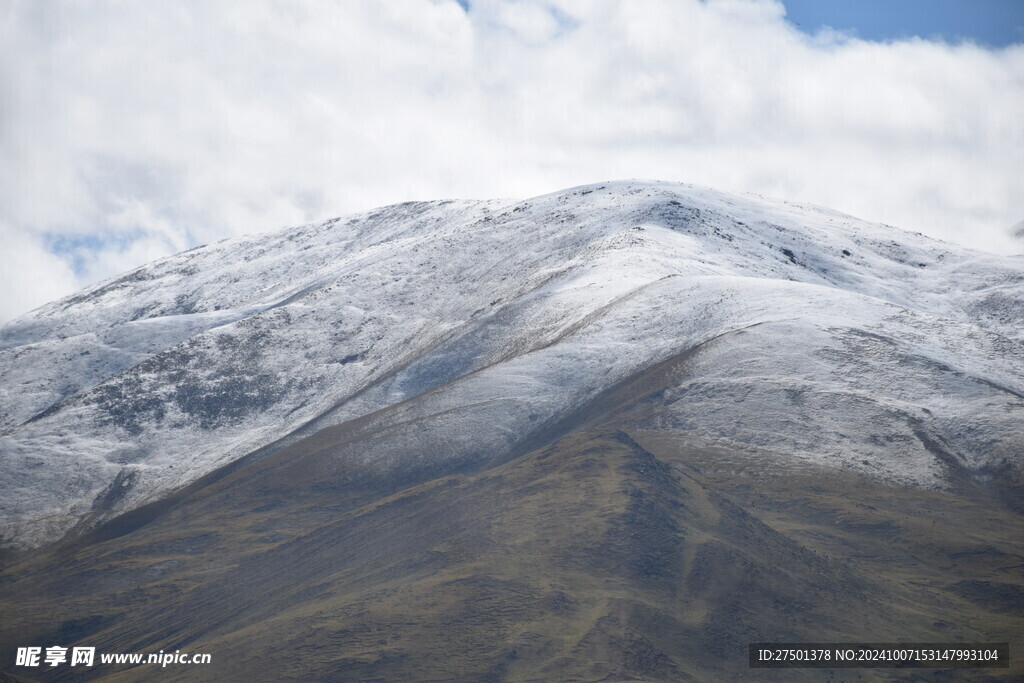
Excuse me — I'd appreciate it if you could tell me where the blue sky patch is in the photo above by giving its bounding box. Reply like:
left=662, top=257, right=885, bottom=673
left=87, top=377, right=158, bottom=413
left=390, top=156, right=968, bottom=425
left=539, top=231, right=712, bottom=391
left=43, top=231, right=150, bottom=277
left=782, top=0, right=1024, bottom=47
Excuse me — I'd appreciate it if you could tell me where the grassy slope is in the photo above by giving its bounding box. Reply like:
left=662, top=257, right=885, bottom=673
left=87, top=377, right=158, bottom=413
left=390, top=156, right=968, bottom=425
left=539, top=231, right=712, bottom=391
left=1, top=422, right=1021, bottom=681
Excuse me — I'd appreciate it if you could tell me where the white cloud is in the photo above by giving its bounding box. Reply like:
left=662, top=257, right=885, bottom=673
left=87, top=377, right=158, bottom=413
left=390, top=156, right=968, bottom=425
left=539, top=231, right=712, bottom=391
left=1, top=0, right=1022, bottom=321
left=0, top=226, right=79, bottom=322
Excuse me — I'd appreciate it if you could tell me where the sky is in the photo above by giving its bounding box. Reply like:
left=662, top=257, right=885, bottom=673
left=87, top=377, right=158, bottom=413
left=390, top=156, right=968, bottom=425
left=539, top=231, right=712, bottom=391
left=1, top=0, right=1022, bottom=322
left=783, top=0, right=1024, bottom=47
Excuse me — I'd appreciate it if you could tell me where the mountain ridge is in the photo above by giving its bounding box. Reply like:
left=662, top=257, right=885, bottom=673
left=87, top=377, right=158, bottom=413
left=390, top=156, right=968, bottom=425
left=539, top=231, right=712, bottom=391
left=2, top=180, right=1022, bottom=550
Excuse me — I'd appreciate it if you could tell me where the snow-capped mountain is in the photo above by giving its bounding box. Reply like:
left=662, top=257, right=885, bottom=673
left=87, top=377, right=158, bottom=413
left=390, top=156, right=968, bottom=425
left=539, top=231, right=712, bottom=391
left=2, top=181, right=1022, bottom=550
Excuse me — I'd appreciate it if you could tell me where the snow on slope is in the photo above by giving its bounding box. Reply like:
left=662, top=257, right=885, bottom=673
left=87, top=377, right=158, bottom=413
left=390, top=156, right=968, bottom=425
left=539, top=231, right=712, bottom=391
left=1, top=181, right=1022, bottom=549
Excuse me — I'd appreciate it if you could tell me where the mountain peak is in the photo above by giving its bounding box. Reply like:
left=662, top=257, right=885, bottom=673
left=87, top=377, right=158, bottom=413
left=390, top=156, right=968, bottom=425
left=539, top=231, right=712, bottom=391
left=1, top=182, right=1022, bottom=550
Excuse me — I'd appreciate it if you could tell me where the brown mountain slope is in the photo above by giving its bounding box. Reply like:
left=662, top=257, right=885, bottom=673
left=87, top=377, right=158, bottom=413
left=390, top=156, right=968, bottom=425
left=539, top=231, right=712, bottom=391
left=1, top=422, right=1021, bottom=681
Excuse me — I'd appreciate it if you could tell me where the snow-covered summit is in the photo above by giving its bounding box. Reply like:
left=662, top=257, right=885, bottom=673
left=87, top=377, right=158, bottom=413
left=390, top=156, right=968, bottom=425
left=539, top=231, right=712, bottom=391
left=2, top=181, right=1022, bottom=549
